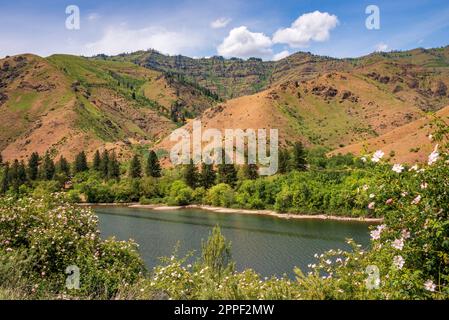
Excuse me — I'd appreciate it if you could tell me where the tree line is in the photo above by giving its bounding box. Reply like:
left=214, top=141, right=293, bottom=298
left=0, top=142, right=308, bottom=195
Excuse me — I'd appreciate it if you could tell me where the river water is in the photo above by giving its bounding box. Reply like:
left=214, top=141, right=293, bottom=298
left=95, top=207, right=372, bottom=277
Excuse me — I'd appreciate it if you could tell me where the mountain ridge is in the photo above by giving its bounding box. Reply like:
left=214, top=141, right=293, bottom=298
left=1, top=45, right=449, bottom=164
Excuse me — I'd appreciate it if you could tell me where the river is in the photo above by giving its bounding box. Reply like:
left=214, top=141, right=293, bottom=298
left=94, top=206, right=373, bottom=278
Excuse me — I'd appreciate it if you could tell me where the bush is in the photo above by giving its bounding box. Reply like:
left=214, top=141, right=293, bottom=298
left=166, top=180, right=194, bottom=205
left=205, top=183, right=234, bottom=207
left=0, top=194, right=145, bottom=299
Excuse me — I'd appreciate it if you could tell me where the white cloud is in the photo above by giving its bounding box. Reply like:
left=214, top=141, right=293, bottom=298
left=273, top=11, right=338, bottom=48
left=84, top=26, right=202, bottom=56
left=273, top=50, right=290, bottom=61
left=375, top=42, right=389, bottom=52
left=211, top=17, right=232, bottom=29
left=217, top=26, right=272, bottom=58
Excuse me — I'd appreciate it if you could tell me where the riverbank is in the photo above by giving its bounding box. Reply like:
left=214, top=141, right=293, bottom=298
left=81, top=202, right=383, bottom=223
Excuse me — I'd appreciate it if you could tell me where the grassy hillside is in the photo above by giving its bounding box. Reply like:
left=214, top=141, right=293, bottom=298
left=104, top=46, right=449, bottom=111
left=1, top=46, right=449, bottom=164
left=0, top=54, right=219, bottom=162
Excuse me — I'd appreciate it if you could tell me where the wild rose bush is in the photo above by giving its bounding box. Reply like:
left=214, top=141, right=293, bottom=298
left=0, top=194, right=145, bottom=299
left=305, top=141, right=449, bottom=299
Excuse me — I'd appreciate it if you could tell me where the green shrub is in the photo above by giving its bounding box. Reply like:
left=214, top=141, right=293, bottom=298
left=166, top=180, right=194, bottom=205
left=205, top=183, right=234, bottom=207
left=0, top=194, right=145, bottom=299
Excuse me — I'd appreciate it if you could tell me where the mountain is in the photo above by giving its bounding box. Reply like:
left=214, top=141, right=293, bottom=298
left=155, top=47, right=449, bottom=161
left=105, top=47, right=449, bottom=110
left=1, top=46, right=449, bottom=164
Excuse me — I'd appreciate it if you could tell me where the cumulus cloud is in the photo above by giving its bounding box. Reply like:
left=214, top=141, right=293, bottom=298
left=84, top=25, right=202, bottom=56
left=211, top=17, right=232, bottom=29
left=273, top=50, right=290, bottom=61
left=217, top=26, right=272, bottom=58
left=273, top=11, right=338, bottom=48
left=375, top=42, right=389, bottom=52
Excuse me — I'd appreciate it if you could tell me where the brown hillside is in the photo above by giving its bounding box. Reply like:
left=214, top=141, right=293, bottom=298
left=0, top=54, right=219, bottom=162
left=156, top=69, right=426, bottom=165
left=330, top=105, right=449, bottom=164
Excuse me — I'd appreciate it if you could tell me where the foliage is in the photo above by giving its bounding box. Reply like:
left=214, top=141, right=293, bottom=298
left=0, top=194, right=145, bottom=299
left=205, top=183, right=235, bottom=207
left=199, top=163, right=216, bottom=189
left=74, top=151, right=88, bottom=173
left=146, top=150, right=162, bottom=178
left=129, top=155, right=142, bottom=179
left=183, top=160, right=199, bottom=189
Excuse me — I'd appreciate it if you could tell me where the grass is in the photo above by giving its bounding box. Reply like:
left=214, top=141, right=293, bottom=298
left=8, top=91, right=39, bottom=111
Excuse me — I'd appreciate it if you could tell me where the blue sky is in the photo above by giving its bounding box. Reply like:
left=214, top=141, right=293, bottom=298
left=0, top=0, right=448, bottom=60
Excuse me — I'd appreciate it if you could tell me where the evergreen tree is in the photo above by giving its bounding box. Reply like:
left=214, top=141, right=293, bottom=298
left=200, top=163, right=216, bottom=189
left=57, top=156, right=71, bottom=177
left=92, top=150, right=101, bottom=171
left=42, top=153, right=55, bottom=180
left=0, top=154, right=3, bottom=167
left=9, top=159, right=26, bottom=190
left=17, top=160, right=27, bottom=185
left=278, top=148, right=290, bottom=174
left=183, top=159, right=199, bottom=188
left=9, top=160, right=18, bottom=184
left=292, top=142, right=307, bottom=171
left=100, top=150, right=109, bottom=178
left=243, top=163, right=259, bottom=180
left=129, top=154, right=142, bottom=178
left=0, top=163, right=10, bottom=194
left=28, top=152, right=40, bottom=180
left=74, top=151, right=88, bottom=173
left=218, top=156, right=238, bottom=187
left=108, top=151, right=120, bottom=180
left=146, top=150, right=161, bottom=178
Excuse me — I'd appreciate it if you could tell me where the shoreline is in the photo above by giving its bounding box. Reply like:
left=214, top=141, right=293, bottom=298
left=82, top=202, right=383, bottom=223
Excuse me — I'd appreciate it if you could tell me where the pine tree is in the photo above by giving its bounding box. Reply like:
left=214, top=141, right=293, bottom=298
left=9, top=160, right=18, bottom=184
left=129, top=154, right=142, bottom=178
left=57, top=156, right=71, bottom=177
left=100, top=150, right=109, bottom=178
left=74, top=151, right=88, bottom=173
left=243, top=163, right=259, bottom=180
left=28, top=152, right=40, bottom=180
left=0, top=163, right=10, bottom=194
left=108, top=151, right=120, bottom=180
left=218, top=162, right=238, bottom=187
left=92, top=150, right=101, bottom=171
left=17, top=160, right=27, bottom=185
left=42, top=153, right=55, bottom=180
left=200, top=163, right=216, bottom=189
left=278, top=149, right=290, bottom=174
left=184, top=159, right=198, bottom=188
left=146, top=150, right=161, bottom=178
left=292, top=142, right=307, bottom=171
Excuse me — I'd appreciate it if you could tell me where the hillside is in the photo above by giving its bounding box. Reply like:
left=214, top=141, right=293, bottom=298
left=153, top=46, right=449, bottom=165
left=104, top=47, right=449, bottom=108
left=0, top=54, right=218, bottom=162
left=331, top=105, right=449, bottom=164
left=1, top=46, right=449, bottom=164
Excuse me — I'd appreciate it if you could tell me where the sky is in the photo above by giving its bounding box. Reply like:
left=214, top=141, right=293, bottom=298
left=0, top=0, right=449, bottom=60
